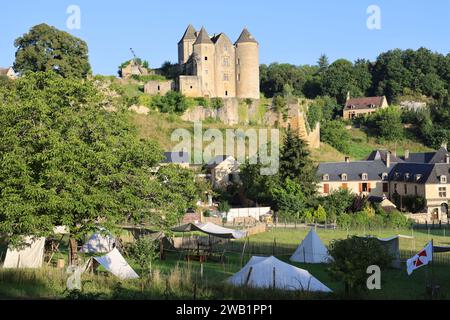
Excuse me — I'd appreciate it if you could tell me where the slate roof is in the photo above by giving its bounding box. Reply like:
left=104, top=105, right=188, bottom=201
left=344, top=96, right=385, bottom=110
left=366, top=150, right=404, bottom=164
left=389, top=163, right=450, bottom=184
left=162, top=151, right=190, bottom=164
left=235, top=28, right=257, bottom=44
left=317, top=160, right=390, bottom=182
left=403, top=147, right=449, bottom=164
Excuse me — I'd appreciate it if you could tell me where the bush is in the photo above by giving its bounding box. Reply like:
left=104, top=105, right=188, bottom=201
left=386, top=211, right=413, bottom=229
left=211, top=98, right=224, bottom=109
left=328, top=236, right=393, bottom=296
left=152, top=91, right=192, bottom=114
left=321, top=120, right=351, bottom=153
left=337, top=213, right=352, bottom=229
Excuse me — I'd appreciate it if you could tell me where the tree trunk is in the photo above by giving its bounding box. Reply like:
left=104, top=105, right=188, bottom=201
left=69, top=237, right=79, bottom=266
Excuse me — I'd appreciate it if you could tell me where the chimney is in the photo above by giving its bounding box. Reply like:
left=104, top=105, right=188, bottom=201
left=442, top=142, right=448, bottom=151
left=345, top=156, right=350, bottom=163
left=404, top=149, right=410, bottom=160
left=346, top=91, right=351, bottom=102
left=446, top=154, right=450, bottom=164
left=386, top=152, right=391, bottom=168
left=391, top=149, right=397, bottom=158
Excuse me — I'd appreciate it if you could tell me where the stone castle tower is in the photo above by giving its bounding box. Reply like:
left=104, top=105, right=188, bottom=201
left=177, top=25, right=259, bottom=100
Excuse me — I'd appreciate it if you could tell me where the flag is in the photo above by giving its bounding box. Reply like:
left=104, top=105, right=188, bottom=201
left=406, top=241, right=433, bottom=275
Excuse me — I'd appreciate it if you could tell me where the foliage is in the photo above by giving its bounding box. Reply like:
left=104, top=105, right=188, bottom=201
left=402, top=195, right=426, bottom=213
left=0, top=72, right=197, bottom=246
left=210, top=98, right=224, bottom=109
left=321, top=120, right=351, bottom=153
left=364, top=106, right=405, bottom=142
left=151, top=91, right=193, bottom=114
left=130, top=236, right=159, bottom=276
left=328, top=236, right=392, bottom=295
left=218, top=201, right=231, bottom=214
left=320, top=189, right=355, bottom=218
left=14, top=24, right=91, bottom=78
left=269, top=178, right=307, bottom=216
left=313, top=205, right=327, bottom=223
left=159, top=61, right=180, bottom=80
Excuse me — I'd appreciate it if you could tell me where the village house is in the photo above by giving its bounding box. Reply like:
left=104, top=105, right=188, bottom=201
left=342, top=94, right=389, bottom=120
left=317, top=145, right=450, bottom=223
left=205, top=155, right=239, bottom=189
left=0, top=67, right=16, bottom=79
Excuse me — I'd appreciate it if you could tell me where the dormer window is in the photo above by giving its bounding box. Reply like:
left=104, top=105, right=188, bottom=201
left=361, top=173, right=368, bottom=181
left=323, top=174, right=329, bottom=181
left=341, top=173, right=348, bottom=181
left=394, top=172, right=399, bottom=178
left=405, top=173, right=410, bottom=180
left=382, top=172, right=388, bottom=180
left=415, top=174, right=422, bottom=181
left=441, top=175, right=447, bottom=184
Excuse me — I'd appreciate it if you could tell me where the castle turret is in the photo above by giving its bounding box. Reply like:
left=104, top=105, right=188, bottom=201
left=193, top=27, right=216, bottom=97
left=235, top=28, right=259, bottom=99
left=178, top=24, right=197, bottom=65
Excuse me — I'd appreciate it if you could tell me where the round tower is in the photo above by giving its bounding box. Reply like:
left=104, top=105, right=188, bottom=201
left=235, top=28, right=259, bottom=100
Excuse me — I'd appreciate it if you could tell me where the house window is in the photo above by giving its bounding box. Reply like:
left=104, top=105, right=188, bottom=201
left=323, top=174, right=329, bottom=181
left=441, top=175, right=447, bottom=184
left=223, top=57, right=229, bottom=66
left=341, top=183, right=348, bottom=190
left=361, top=173, right=368, bottom=181
left=323, top=184, right=330, bottom=194
left=341, top=173, right=348, bottom=181
left=405, top=173, right=410, bottom=180
left=382, top=173, right=388, bottom=180
left=383, top=183, right=388, bottom=193
left=439, top=187, right=447, bottom=198
left=415, top=174, right=422, bottom=181
left=362, top=183, right=369, bottom=192
left=404, top=184, right=407, bottom=194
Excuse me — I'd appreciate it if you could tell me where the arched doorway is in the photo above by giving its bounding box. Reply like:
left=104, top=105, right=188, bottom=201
left=431, top=208, right=439, bottom=221
left=442, top=203, right=449, bottom=219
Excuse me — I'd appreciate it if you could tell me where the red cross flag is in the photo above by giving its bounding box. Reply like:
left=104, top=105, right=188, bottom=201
left=406, top=241, right=433, bottom=275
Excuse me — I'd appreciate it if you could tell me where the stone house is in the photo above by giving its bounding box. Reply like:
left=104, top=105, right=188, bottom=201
left=144, top=80, right=175, bottom=95
left=342, top=95, right=389, bottom=120
left=0, top=67, right=16, bottom=79
left=205, top=155, right=239, bottom=188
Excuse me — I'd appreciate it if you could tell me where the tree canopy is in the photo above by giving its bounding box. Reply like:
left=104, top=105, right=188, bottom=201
left=14, top=24, right=91, bottom=78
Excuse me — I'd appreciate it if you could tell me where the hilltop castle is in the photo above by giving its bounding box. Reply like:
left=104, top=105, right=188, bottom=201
left=144, top=25, right=260, bottom=100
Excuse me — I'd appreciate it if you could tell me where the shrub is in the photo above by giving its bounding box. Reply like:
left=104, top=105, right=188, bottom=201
left=321, top=120, right=351, bottom=154
left=211, top=98, right=224, bottom=109
left=337, top=213, right=352, bottom=229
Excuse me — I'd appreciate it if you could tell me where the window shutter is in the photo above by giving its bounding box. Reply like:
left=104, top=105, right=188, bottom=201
left=358, top=183, right=362, bottom=193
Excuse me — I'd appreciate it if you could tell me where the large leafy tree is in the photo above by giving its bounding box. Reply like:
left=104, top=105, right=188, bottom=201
left=321, top=59, right=361, bottom=105
left=13, top=23, right=91, bottom=78
left=0, top=72, right=195, bottom=254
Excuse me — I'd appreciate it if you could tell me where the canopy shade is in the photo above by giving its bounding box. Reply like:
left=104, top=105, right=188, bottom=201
left=171, top=222, right=247, bottom=239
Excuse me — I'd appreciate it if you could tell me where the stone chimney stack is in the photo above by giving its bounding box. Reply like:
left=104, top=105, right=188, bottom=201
left=446, top=153, right=450, bottom=164
left=386, top=152, right=391, bottom=168
left=345, top=156, right=350, bottom=163
left=391, top=149, right=397, bottom=158
left=404, top=149, right=410, bottom=160
left=442, top=142, right=448, bottom=151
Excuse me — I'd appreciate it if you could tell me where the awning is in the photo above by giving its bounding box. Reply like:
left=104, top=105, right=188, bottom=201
left=171, top=222, right=247, bottom=239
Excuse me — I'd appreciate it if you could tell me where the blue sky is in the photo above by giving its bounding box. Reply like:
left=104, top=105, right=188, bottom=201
left=1, top=0, right=449, bottom=75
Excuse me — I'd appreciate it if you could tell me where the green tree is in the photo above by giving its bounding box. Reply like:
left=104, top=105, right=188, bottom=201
left=313, top=205, right=327, bottom=223
left=365, top=106, right=404, bottom=142
left=14, top=24, right=91, bottom=78
left=279, top=126, right=318, bottom=198
left=270, top=178, right=307, bottom=215
left=321, top=59, right=361, bottom=105
left=321, top=120, right=351, bottom=153
left=0, top=72, right=195, bottom=258
left=328, top=237, right=392, bottom=296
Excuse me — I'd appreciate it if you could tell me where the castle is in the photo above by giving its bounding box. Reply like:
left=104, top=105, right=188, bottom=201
left=144, top=25, right=260, bottom=100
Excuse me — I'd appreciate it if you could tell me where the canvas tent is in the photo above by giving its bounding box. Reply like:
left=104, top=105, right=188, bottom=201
left=171, top=222, right=246, bottom=239
left=228, top=256, right=332, bottom=292
left=81, top=231, right=116, bottom=253
left=360, top=235, right=413, bottom=269
left=290, top=229, right=331, bottom=263
left=3, top=236, right=46, bottom=269
left=93, top=248, right=139, bottom=280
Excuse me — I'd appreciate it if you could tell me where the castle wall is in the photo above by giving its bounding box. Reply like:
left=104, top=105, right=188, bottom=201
left=179, top=76, right=202, bottom=97
left=144, top=80, right=175, bottom=95
left=213, top=35, right=236, bottom=98
left=193, top=43, right=216, bottom=97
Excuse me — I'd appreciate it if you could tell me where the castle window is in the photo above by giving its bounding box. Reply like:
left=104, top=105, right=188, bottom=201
left=224, top=45, right=228, bottom=52
left=225, top=91, right=228, bottom=96
left=237, top=58, right=240, bottom=65
left=190, top=86, right=193, bottom=89
left=439, top=187, right=447, bottom=198
left=237, top=74, right=241, bottom=81
left=223, top=73, right=229, bottom=81
left=157, top=85, right=160, bottom=91
left=204, top=56, right=208, bottom=61
left=415, top=185, right=418, bottom=195
left=205, top=69, right=208, bottom=75
left=223, top=58, right=229, bottom=66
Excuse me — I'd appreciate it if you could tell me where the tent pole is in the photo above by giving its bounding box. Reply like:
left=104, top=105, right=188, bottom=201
left=273, top=267, right=276, bottom=289
left=245, top=266, right=253, bottom=286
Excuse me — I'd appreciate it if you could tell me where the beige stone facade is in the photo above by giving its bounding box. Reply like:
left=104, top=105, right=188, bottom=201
left=144, top=80, right=175, bottom=95
left=206, top=155, right=240, bottom=189
left=343, top=96, right=389, bottom=120
left=177, top=25, right=259, bottom=99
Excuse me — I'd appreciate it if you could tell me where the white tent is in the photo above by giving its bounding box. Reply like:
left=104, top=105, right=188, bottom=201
left=93, top=248, right=139, bottom=280
left=290, top=229, right=332, bottom=264
left=171, top=222, right=247, bottom=239
left=3, top=236, right=46, bottom=269
left=228, top=256, right=332, bottom=292
left=81, top=231, right=115, bottom=253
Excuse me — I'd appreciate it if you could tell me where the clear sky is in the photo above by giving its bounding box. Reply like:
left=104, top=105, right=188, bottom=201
left=1, top=0, right=449, bottom=75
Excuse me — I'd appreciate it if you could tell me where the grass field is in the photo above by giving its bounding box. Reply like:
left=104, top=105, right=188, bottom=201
left=1, top=226, right=450, bottom=299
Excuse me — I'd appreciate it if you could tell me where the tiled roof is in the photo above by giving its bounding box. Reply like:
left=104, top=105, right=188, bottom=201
left=344, top=96, right=385, bottom=110
left=317, top=160, right=390, bottom=182
left=389, top=162, right=450, bottom=184
left=366, top=150, right=404, bottom=164
left=402, top=147, right=449, bottom=164
left=235, top=28, right=257, bottom=44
